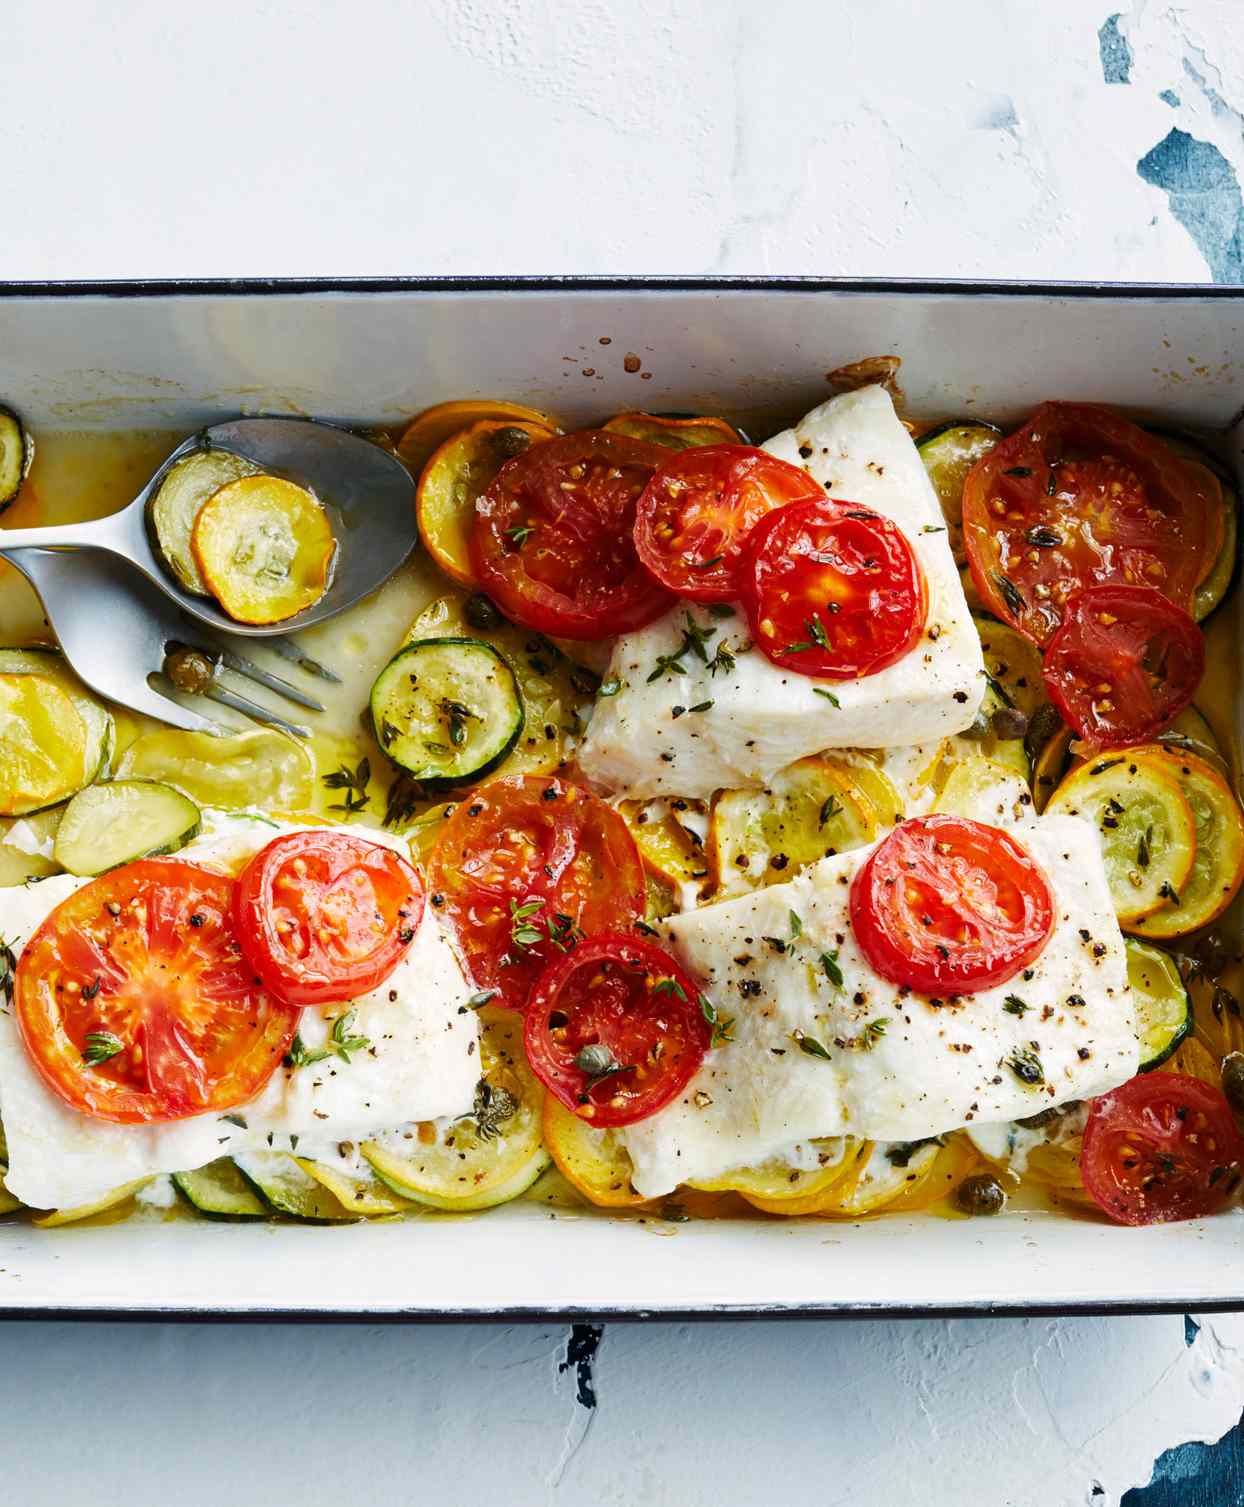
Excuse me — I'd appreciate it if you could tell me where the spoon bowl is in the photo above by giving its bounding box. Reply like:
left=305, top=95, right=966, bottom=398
left=0, top=417, right=419, bottom=636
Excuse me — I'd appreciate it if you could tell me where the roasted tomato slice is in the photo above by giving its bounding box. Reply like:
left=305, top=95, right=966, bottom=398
left=524, top=933, right=710, bottom=1126
left=470, top=430, right=674, bottom=639
left=426, top=775, right=646, bottom=1012
left=962, top=402, right=1222, bottom=646
left=1081, top=1073, right=1243, bottom=1225
left=741, top=497, right=927, bottom=678
left=1041, top=584, right=1204, bottom=748
left=850, top=815, right=1055, bottom=994
left=234, top=830, right=425, bottom=1007
left=14, top=860, right=297, bottom=1124
left=633, top=445, right=822, bottom=602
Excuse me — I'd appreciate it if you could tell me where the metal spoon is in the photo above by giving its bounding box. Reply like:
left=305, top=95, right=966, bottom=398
left=0, top=417, right=419, bottom=638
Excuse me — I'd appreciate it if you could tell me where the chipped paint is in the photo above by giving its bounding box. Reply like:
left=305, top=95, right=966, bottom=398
left=1099, top=14, right=1134, bottom=84
left=1138, top=129, right=1244, bottom=283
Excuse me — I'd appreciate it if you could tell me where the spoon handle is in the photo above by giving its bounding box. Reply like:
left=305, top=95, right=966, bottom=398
left=0, top=506, right=142, bottom=554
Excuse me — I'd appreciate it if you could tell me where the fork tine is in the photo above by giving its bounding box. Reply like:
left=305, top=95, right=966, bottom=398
left=201, top=684, right=312, bottom=739
left=267, top=636, right=342, bottom=684
left=130, top=681, right=225, bottom=735
left=209, top=644, right=326, bottom=712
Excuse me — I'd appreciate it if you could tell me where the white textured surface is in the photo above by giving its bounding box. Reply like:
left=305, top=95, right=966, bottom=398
left=4, top=0, right=1244, bottom=1502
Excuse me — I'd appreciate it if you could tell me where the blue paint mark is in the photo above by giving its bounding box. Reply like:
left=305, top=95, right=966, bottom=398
left=1185, top=1314, right=1202, bottom=1346
left=1160, top=89, right=1181, bottom=108
left=1099, top=13, right=1133, bottom=84
left=1121, top=1421, right=1244, bottom=1505
left=1137, top=128, right=1244, bottom=284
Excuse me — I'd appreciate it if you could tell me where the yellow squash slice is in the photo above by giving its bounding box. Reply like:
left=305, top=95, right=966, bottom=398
left=601, top=413, right=742, bottom=450
left=618, top=797, right=711, bottom=904
left=541, top=1097, right=649, bottom=1209
left=0, top=672, right=91, bottom=816
left=116, top=726, right=316, bottom=812
left=694, top=1138, right=858, bottom=1210
left=192, top=474, right=336, bottom=625
left=416, top=419, right=555, bottom=589
left=396, top=399, right=562, bottom=477
left=146, top=446, right=261, bottom=595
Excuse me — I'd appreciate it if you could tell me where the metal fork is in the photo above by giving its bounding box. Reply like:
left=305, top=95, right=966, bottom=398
left=2, top=547, right=338, bottom=737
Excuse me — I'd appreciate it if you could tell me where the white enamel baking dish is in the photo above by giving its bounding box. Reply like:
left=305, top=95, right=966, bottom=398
left=1, top=276, right=1241, bottom=1321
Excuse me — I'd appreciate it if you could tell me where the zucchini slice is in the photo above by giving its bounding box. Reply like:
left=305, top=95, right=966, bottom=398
left=973, top=615, right=1046, bottom=718
left=601, top=412, right=742, bottom=450
left=0, top=405, right=32, bottom=513
left=232, top=1152, right=358, bottom=1222
left=540, top=1096, right=648, bottom=1208
left=146, top=446, right=261, bottom=595
left=709, top=754, right=878, bottom=895
left=1128, top=745, right=1244, bottom=940
left=0, top=806, right=62, bottom=886
left=416, top=419, right=554, bottom=589
left=192, top=474, right=337, bottom=625
left=396, top=398, right=562, bottom=477
left=53, top=780, right=201, bottom=876
left=362, top=1008, right=549, bottom=1212
left=1045, top=753, right=1197, bottom=926
left=116, top=726, right=315, bottom=813
left=371, top=637, right=523, bottom=784
left=172, top=1159, right=268, bottom=1220
left=917, top=421, right=1002, bottom=565
left=1125, top=937, right=1192, bottom=1071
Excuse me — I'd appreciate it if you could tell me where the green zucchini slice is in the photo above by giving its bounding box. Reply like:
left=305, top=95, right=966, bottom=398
left=1045, top=754, right=1197, bottom=926
left=1125, top=937, right=1192, bottom=1071
left=53, top=780, right=201, bottom=876
left=172, top=1159, right=268, bottom=1220
left=232, top=1152, right=358, bottom=1222
left=0, top=405, right=32, bottom=513
left=371, top=636, right=523, bottom=784
left=917, top=421, right=1002, bottom=564
left=146, top=445, right=260, bottom=595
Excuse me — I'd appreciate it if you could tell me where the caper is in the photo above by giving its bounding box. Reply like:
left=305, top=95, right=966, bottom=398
left=1222, top=1053, right=1244, bottom=1115
left=464, top=593, right=504, bottom=631
left=991, top=706, right=1029, bottom=741
left=959, top=711, right=993, bottom=741
left=574, top=1042, right=619, bottom=1078
left=492, top=426, right=533, bottom=459
left=163, top=646, right=216, bottom=695
left=1024, top=704, right=1063, bottom=770
left=955, top=1172, right=1006, bottom=1217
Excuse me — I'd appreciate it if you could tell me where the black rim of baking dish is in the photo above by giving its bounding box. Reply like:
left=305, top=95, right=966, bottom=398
left=1, top=271, right=1240, bottom=1322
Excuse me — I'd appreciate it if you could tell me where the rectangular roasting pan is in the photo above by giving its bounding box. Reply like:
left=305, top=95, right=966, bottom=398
left=0, top=276, right=1241, bottom=1322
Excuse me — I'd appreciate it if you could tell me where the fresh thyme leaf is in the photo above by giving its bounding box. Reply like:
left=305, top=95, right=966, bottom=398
left=1025, top=524, right=1062, bottom=548
left=680, top=613, right=717, bottom=663
left=991, top=571, right=1026, bottom=618
left=510, top=896, right=546, bottom=949
left=83, top=1031, right=123, bottom=1065
left=691, top=555, right=724, bottom=570
left=920, top=524, right=946, bottom=534
left=81, top=975, right=102, bottom=1002
left=819, top=794, right=844, bottom=827
left=862, top=1017, right=890, bottom=1049
left=466, top=989, right=499, bottom=1010
left=284, top=1031, right=331, bottom=1069
left=653, top=977, right=687, bottom=999
left=820, top=950, right=844, bottom=988
left=647, top=649, right=686, bottom=684
left=219, top=1113, right=248, bottom=1130
left=688, top=699, right=714, bottom=714
left=505, top=522, right=535, bottom=548
left=708, top=604, right=735, bottom=619
left=1159, top=880, right=1181, bottom=906
left=1002, top=466, right=1032, bottom=477
left=813, top=687, right=841, bottom=707
left=1003, top=995, right=1029, bottom=1016
left=795, top=1030, right=832, bottom=1060
left=788, top=910, right=803, bottom=941
left=1138, top=825, right=1152, bottom=869
left=707, top=641, right=737, bottom=676
left=329, top=1008, right=371, bottom=1064
left=0, top=940, right=13, bottom=1008
left=1007, top=1047, right=1044, bottom=1085
left=322, top=757, right=372, bottom=813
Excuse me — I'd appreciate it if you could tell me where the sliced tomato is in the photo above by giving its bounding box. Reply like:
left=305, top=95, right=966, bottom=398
left=1042, top=585, right=1204, bottom=748
left=426, top=775, right=646, bottom=1012
left=470, top=430, right=674, bottom=639
left=524, top=933, right=710, bottom=1126
left=234, top=830, right=424, bottom=1007
left=1081, top=1073, right=1243, bottom=1225
left=14, top=861, right=297, bottom=1124
left=850, top=815, right=1055, bottom=994
left=962, top=402, right=1222, bottom=646
left=741, top=497, right=927, bottom=678
left=633, top=445, right=822, bottom=602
